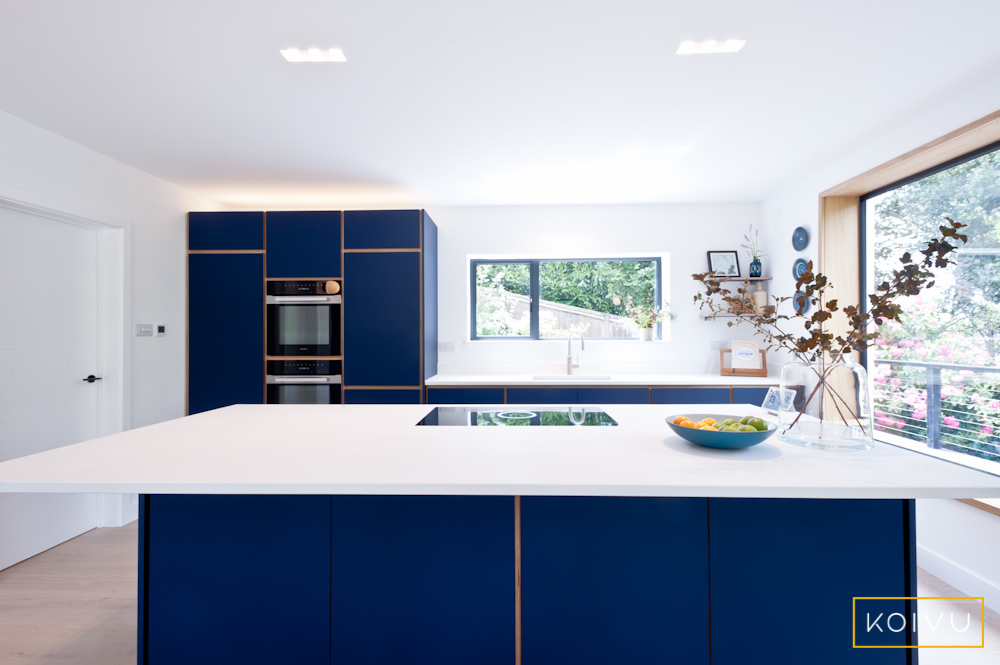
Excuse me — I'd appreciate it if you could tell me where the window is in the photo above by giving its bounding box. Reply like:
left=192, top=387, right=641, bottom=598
left=862, top=140, right=1000, bottom=466
left=471, top=258, right=663, bottom=340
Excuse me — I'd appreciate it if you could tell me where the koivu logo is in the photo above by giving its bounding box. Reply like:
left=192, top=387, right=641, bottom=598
left=853, top=597, right=985, bottom=648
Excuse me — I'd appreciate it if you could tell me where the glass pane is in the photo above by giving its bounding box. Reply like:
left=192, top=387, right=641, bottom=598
left=866, top=147, right=1000, bottom=465
left=475, top=263, right=530, bottom=337
left=539, top=260, right=657, bottom=338
left=279, top=305, right=331, bottom=345
left=279, top=385, right=331, bottom=404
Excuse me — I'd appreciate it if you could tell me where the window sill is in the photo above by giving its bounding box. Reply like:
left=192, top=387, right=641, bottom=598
left=876, top=429, right=1000, bottom=478
left=955, top=498, right=1000, bottom=518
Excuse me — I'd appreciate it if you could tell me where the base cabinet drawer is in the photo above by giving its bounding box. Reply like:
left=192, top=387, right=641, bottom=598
left=651, top=387, right=731, bottom=405
left=577, top=387, right=649, bottom=404
left=427, top=388, right=505, bottom=404
left=344, top=389, right=422, bottom=404
left=506, top=387, right=578, bottom=404
left=733, top=386, right=770, bottom=406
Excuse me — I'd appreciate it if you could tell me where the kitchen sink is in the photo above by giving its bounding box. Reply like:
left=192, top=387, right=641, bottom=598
left=532, top=375, right=612, bottom=381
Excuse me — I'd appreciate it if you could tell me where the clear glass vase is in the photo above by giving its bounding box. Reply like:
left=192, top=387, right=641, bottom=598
left=778, top=355, right=874, bottom=451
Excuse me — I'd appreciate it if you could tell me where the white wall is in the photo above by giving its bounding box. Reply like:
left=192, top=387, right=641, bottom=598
left=760, top=73, right=1000, bottom=610
left=918, top=499, right=1000, bottom=610
left=0, top=109, right=223, bottom=430
left=425, top=203, right=764, bottom=376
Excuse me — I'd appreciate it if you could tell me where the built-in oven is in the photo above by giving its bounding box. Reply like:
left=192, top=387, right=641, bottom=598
left=266, top=280, right=342, bottom=356
left=266, top=360, right=342, bottom=404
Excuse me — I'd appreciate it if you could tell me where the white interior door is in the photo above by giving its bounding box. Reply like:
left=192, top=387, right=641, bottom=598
left=0, top=206, right=102, bottom=569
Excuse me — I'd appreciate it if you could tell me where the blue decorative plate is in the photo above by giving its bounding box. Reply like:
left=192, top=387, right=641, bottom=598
left=793, top=291, right=811, bottom=314
left=792, top=226, right=809, bottom=251
left=792, top=258, right=809, bottom=280
left=666, top=414, right=777, bottom=449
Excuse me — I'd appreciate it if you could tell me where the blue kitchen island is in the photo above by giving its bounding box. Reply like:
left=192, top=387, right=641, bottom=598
left=2, top=404, right=998, bottom=664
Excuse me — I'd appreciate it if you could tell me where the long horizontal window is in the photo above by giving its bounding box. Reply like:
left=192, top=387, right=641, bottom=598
left=471, top=258, right=662, bottom=340
left=862, top=140, right=1000, bottom=468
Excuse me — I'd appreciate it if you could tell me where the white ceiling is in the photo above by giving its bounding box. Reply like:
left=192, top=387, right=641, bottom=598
left=3, top=0, right=1000, bottom=208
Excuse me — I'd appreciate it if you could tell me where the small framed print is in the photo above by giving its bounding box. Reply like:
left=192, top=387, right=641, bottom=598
left=730, top=340, right=761, bottom=369
left=707, top=251, right=740, bottom=278
left=762, top=387, right=797, bottom=413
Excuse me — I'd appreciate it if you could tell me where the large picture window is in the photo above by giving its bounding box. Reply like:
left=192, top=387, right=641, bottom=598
left=862, top=141, right=1000, bottom=466
left=471, top=258, right=662, bottom=340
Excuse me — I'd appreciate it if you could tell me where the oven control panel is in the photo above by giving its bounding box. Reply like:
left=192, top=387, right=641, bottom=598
left=267, top=280, right=341, bottom=295
left=267, top=360, right=342, bottom=375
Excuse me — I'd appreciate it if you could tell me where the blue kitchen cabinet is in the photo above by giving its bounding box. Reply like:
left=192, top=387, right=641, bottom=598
left=344, top=252, right=421, bottom=386
left=427, top=387, right=505, bottom=404
left=506, top=387, right=578, bottom=404
left=344, top=209, right=421, bottom=249
left=143, top=495, right=331, bottom=665
left=188, top=211, right=263, bottom=250
left=330, top=496, right=515, bottom=665
left=709, top=498, right=912, bottom=664
left=651, top=387, right=731, bottom=404
left=266, top=210, right=341, bottom=278
left=577, top=387, right=649, bottom=404
left=344, top=389, right=422, bottom=404
left=733, top=386, right=771, bottom=406
left=188, top=253, right=263, bottom=414
left=342, top=211, right=437, bottom=397
left=521, top=497, right=710, bottom=664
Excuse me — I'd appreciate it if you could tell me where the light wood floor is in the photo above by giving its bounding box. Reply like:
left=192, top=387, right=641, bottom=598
left=0, top=523, right=997, bottom=662
left=0, top=523, right=137, bottom=664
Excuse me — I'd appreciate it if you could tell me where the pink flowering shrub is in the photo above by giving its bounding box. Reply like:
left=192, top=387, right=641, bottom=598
left=871, top=292, right=1000, bottom=461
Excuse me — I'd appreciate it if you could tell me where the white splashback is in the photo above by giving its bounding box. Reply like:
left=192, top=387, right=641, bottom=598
left=426, top=202, right=768, bottom=377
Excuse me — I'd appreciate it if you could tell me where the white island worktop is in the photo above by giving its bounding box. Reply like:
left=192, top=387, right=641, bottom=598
left=0, top=403, right=998, bottom=499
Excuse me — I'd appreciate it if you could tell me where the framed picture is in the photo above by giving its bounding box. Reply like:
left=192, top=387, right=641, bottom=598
left=707, top=251, right=740, bottom=277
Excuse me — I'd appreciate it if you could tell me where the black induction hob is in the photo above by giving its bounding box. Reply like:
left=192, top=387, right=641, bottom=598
left=417, top=407, right=618, bottom=427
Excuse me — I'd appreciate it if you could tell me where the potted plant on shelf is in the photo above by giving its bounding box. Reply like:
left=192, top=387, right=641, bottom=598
left=625, top=296, right=676, bottom=341
left=741, top=223, right=765, bottom=277
left=692, top=218, right=968, bottom=451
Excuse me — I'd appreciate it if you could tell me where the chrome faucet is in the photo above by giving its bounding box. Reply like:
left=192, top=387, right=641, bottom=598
left=567, top=331, right=585, bottom=375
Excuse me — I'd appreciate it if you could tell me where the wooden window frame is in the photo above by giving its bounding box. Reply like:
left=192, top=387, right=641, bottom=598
left=819, top=109, right=1000, bottom=516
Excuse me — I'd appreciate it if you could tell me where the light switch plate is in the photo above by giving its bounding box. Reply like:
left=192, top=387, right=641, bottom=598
left=710, top=340, right=729, bottom=351
left=135, top=324, right=153, bottom=337
left=438, top=341, right=456, bottom=352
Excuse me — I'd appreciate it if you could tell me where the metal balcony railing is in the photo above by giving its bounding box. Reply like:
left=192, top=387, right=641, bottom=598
left=872, top=359, right=1000, bottom=462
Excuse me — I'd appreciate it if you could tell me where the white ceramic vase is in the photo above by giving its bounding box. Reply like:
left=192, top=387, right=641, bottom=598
left=638, top=327, right=654, bottom=341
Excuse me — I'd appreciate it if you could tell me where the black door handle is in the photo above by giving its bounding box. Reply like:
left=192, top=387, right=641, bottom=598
left=83, top=375, right=102, bottom=383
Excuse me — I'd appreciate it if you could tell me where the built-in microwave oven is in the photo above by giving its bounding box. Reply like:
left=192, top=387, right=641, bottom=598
left=266, top=280, right=342, bottom=356
left=266, top=360, right=342, bottom=404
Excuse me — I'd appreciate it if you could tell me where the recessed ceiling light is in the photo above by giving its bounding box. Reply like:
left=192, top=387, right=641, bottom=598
left=676, top=39, right=745, bottom=55
left=280, top=48, right=347, bottom=63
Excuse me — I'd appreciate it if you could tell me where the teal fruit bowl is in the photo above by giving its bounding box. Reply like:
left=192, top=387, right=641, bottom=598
left=666, top=414, right=777, bottom=449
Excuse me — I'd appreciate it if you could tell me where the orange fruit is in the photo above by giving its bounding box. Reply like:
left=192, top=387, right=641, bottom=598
left=673, top=416, right=692, bottom=425
left=702, top=418, right=717, bottom=425
left=679, top=420, right=697, bottom=429
left=701, top=426, right=719, bottom=431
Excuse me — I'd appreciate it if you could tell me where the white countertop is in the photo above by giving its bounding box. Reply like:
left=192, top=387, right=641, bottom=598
left=0, top=404, right=997, bottom=499
left=425, top=373, right=780, bottom=386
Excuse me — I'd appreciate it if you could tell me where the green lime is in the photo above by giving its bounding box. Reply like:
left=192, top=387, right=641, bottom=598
left=723, top=418, right=738, bottom=426
left=720, top=425, right=740, bottom=432
left=740, top=415, right=754, bottom=425
left=737, top=425, right=757, bottom=433
left=748, top=417, right=767, bottom=432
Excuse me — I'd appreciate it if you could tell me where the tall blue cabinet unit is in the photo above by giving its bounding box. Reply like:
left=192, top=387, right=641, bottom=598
left=343, top=210, right=437, bottom=403
left=188, top=213, right=265, bottom=414
left=188, top=209, right=436, bottom=410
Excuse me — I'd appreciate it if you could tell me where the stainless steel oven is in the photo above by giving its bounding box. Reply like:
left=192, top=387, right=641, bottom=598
left=266, top=360, right=342, bottom=404
left=266, top=280, right=342, bottom=356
